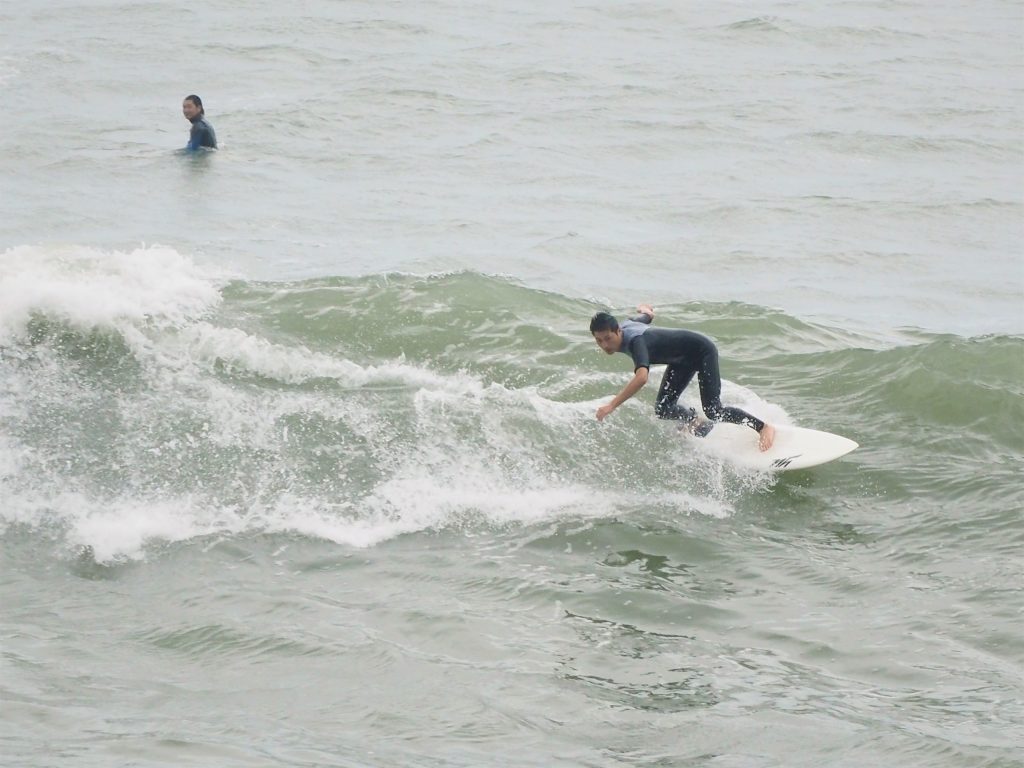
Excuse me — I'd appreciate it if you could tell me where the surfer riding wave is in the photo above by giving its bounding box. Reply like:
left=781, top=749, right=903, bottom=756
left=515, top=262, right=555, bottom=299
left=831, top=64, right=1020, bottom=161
left=590, top=304, right=776, bottom=451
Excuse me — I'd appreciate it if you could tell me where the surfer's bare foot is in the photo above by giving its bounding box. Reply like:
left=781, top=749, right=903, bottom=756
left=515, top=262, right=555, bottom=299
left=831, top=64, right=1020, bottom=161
left=758, top=423, right=776, bottom=452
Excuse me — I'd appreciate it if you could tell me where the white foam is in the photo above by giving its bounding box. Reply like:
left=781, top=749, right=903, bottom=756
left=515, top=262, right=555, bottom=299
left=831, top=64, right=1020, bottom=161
left=0, top=245, right=774, bottom=562
left=0, top=419, right=743, bottom=561
left=0, top=244, right=224, bottom=345
left=367, top=471, right=607, bottom=527
left=0, top=243, right=481, bottom=402
left=412, top=379, right=596, bottom=427
left=0, top=438, right=31, bottom=504
left=66, top=495, right=222, bottom=562
left=0, top=490, right=194, bottom=562
left=171, top=322, right=481, bottom=392
left=0, top=343, right=786, bottom=564
left=645, top=490, right=734, bottom=519
left=0, top=478, right=615, bottom=562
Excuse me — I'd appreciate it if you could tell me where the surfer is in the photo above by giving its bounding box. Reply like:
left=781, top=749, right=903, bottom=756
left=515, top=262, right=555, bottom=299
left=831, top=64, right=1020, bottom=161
left=591, top=305, right=776, bottom=451
left=182, top=94, right=217, bottom=151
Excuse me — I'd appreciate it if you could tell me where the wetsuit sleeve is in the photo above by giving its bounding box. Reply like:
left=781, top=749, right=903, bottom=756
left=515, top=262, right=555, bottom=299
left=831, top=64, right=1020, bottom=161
left=187, top=125, right=202, bottom=151
left=629, top=312, right=653, bottom=324
left=627, top=335, right=650, bottom=371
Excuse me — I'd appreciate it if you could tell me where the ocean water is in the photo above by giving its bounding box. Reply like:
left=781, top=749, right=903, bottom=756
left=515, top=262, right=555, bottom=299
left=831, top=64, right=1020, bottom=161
left=1, top=1, right=1022, bottom=766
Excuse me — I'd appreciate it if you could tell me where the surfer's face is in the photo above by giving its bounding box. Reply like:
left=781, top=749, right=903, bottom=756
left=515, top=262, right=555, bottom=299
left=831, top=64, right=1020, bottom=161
left=592, top=329, right=622, bottom=355
left=182, top=99, right=201, bottom=121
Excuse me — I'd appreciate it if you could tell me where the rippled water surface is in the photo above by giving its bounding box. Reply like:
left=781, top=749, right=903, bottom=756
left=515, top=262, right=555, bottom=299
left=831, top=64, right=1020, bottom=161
left=2, top=1, right=1022, bottom=766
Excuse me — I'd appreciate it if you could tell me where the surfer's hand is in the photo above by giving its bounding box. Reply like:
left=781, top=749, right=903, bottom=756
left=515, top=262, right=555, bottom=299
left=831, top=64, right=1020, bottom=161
left=636, top=303, right=654, bottom=318
left=758, top=423, right=776, bottom=452
left=596, top=404, right=615, bottom=421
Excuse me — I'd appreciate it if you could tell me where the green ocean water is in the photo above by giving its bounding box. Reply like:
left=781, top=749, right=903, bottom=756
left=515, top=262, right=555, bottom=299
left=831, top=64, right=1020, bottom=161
left=3, top=0, right=1023, bottom=764
left=2, top=259, right=1022, bottom=766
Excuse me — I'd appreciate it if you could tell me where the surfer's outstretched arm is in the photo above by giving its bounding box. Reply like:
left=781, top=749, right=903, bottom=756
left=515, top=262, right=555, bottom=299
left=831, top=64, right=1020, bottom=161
left=596, top=367, right=649, bottom=421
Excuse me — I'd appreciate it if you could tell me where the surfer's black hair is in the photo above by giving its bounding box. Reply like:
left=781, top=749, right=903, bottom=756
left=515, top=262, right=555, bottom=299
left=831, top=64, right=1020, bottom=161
left=184, top=94, right=205, bottom=115
left=589, top=311, right=619, bottom=334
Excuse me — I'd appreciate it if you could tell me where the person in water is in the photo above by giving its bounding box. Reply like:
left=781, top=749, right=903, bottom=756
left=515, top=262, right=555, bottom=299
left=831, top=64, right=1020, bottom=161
left=182, top=94, right=217, bottom=151
left=591, top=304, right=776, bottom=451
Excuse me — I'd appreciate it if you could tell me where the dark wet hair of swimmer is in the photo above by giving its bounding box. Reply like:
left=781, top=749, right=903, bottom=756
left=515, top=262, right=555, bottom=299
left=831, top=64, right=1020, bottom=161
left=184, top=94, right=204, bottom=116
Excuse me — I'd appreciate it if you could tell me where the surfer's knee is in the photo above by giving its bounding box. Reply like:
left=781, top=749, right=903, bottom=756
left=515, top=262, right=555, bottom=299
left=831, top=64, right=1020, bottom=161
left=653, top=400, right=674, bottom=419
left=702, top=402, right=723, bottom=421
left=655, top=401, right=696, bottom=421
left=654, top=393, right=678, bottom=418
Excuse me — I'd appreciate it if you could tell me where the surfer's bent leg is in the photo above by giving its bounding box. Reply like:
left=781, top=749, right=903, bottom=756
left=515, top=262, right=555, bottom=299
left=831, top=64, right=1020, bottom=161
left=654, top=364, right=698, bottom=421
left=696, top=344, right=765, bottom=433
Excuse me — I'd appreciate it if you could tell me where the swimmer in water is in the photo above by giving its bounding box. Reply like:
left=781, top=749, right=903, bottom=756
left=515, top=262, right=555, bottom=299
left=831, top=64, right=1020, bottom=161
left=182, top=94, right=217, bottom=151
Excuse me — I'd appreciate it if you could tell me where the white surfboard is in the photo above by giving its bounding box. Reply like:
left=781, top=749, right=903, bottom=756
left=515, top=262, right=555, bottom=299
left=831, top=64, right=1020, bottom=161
left=693, top=423, right=858, bottom=472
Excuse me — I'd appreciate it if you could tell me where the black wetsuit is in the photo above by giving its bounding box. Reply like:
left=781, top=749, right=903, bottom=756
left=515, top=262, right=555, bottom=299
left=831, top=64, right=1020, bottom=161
left=619, top=314, right=765, bottom=432
left=187, top=116, right=217, bottom=150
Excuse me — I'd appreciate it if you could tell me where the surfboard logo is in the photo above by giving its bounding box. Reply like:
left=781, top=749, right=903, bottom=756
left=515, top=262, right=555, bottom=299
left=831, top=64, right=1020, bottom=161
left=771, top=455, right=802, bottom=469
